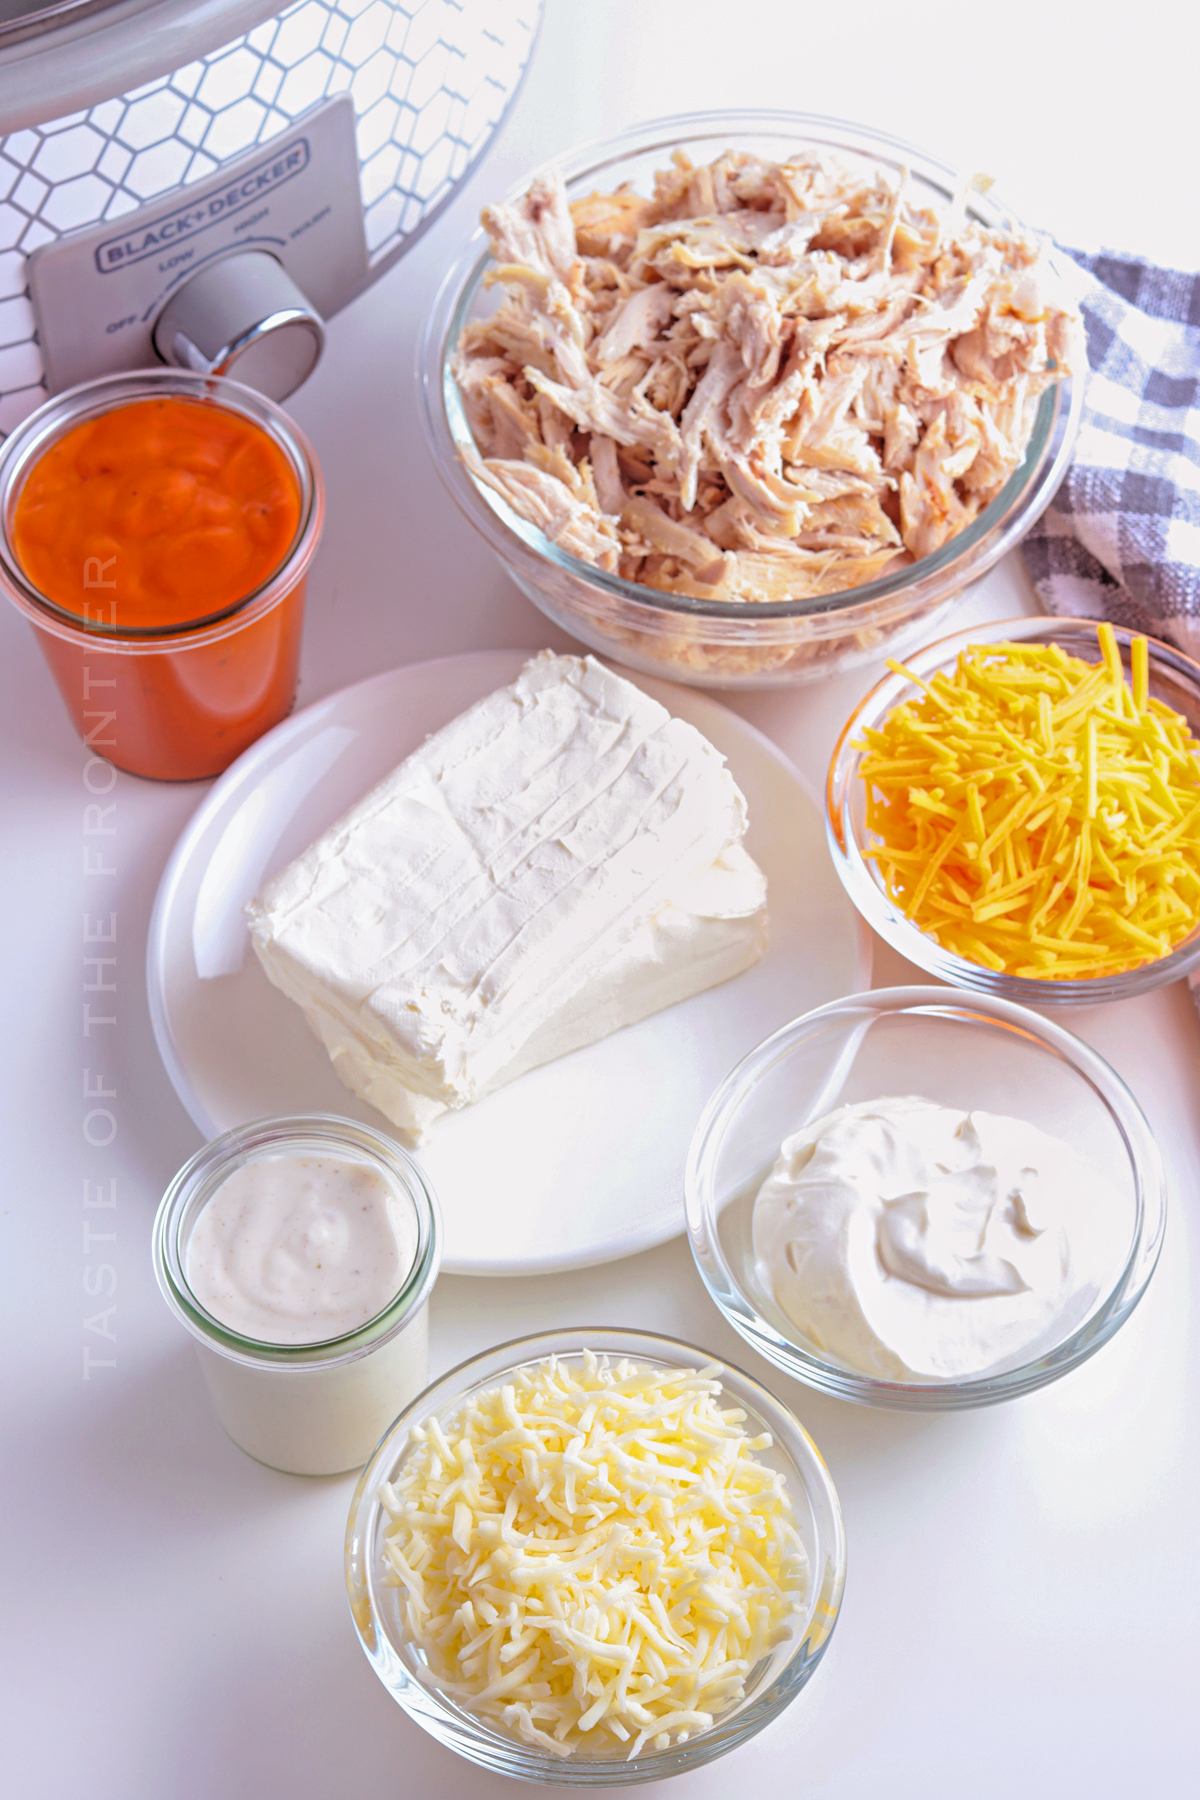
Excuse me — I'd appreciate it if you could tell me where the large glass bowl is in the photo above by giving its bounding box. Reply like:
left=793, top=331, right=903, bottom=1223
left=345, top=1327, right=846, bottom=1784
left=420, top=109, right=1082, bottom=690
left=827, top=616, right=1200, bottom=1003
left=685, top=988, right=1166, bottom=1411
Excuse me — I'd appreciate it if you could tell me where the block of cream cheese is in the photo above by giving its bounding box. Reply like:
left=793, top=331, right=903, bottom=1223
left=246, top=653, right=768, bottom=1138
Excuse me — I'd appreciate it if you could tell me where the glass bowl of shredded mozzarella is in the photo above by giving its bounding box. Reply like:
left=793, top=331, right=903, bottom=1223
left=828, top=616, right=1200, bottom=1001
left=345, top=1327, right=845, bottom=1781
left=421, top=109, right=1083, bottom=690
left=685, top=987, right=1166, bottom=1410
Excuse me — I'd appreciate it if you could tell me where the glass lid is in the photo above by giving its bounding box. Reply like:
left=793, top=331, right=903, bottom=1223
left=0, top=1, right=125, bottom=53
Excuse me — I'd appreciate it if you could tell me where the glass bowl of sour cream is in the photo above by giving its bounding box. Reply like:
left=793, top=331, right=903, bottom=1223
left=153, top=1113, right=441, bottom=1473
left=685, top=987, right=1166, bottom=1409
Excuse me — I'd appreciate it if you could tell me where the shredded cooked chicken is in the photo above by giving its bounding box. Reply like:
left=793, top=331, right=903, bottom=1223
left=453, top=149, right=1081, bottom=607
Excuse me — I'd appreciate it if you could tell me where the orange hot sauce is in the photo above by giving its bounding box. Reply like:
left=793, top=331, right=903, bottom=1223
left=12, top=395, right=315, bottom=780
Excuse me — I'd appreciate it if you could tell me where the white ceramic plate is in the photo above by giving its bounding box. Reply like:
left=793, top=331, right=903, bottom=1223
left=148, top=651, right=870, bottom=1275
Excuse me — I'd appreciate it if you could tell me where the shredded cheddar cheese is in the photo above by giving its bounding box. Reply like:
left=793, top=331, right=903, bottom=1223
left=379, top=1352, right=806, bottom=1760
left=858, top=625, right=1200, bottom=978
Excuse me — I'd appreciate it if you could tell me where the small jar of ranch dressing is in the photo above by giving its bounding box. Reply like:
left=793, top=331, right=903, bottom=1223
left=153, top=1115, right=441, bottom=1476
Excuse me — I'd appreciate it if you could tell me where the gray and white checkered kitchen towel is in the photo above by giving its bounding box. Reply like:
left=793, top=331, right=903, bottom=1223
left=1021, top=248, right=1200, bottom=656
left=1020, top=248, right=1200, bottom=1008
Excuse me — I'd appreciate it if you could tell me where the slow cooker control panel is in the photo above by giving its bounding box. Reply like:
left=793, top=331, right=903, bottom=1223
left=27, top=95, right=367, bottom=402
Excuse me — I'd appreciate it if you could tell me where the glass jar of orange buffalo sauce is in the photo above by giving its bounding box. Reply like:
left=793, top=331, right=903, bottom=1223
left=0, top=370, right=324, bottom=780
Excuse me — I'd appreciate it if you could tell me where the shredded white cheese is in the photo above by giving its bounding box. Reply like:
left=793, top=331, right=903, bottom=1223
left=379, top=1351, right=807, bottom=1759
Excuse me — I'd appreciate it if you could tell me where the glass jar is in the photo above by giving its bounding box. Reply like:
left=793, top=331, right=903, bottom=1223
left=0, top=367, right=324, bottom=780
left=153, top=1113, right=441, bottom=1475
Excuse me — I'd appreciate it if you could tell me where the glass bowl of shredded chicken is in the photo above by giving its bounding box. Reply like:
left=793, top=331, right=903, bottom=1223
left=422, top=110, right=1084, bottom=689
left=345, top=1327, right=845, bottom=1782
left=828, top=617, right=1200, bottom=1002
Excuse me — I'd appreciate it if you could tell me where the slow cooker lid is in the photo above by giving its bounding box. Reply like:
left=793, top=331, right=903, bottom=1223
left=0, top=0, right=282, bottom=131
left=0, top=0, right=126, bottom=54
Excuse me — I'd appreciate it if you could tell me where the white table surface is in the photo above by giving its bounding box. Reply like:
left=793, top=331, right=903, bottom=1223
left=3, top=3, right=1198, bottom=1794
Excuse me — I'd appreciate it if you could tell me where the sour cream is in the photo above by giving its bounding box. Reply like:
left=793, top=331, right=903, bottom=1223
left=752, top=1096, right=1128, bottom=1382
left=186, top=1153, right=418, bottom=1345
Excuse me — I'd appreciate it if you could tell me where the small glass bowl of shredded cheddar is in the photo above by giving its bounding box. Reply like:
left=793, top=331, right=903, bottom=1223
left=828, top=616, right=1200, bottom=1002
left=346, top=1328, right=845, bottom=1780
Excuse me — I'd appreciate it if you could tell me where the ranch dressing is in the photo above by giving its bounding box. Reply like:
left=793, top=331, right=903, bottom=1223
left=155, top=1119, right=441, bottom=1476
left=186, top=1153, right=417, bottom=1344
left=753, top=1096, right=1128, bottom=1382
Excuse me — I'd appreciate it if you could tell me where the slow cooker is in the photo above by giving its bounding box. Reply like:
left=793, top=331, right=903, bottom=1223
left=0, top=0, right=540, bottom=428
